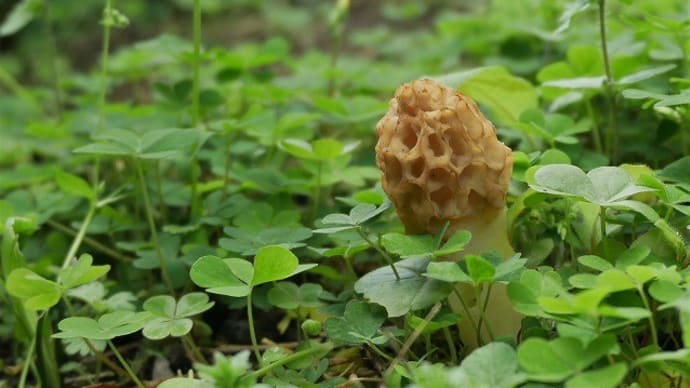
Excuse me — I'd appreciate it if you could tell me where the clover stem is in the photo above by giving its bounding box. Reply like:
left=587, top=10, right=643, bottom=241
left=221, top=132, right=232, bottom=199
left=246, top=342, right=332, bottom=379
left=183, top=334, right=207, bottom=364
left=356, top=227, right=400, bottom=280
left=637, top=286, right=659, bottom=348
left=385, top=302, right=441, bottom=378
left=451, top=288, right=479, bottom=342
left=442, top=327, right=458, bottom=365
left=585, top=99, right=604, bottom=154
left=187, top=0, right=203, bottom=219
left=60, top=204, right=96, bottom=274
left=154, top=161, right=167, bottom=224
left=17, top=330, right=36, bottom=388
left=134, top=159, right=175, bottom=295
left=311, top=161, right=323, bottom=222
left=476, top=284, right=496, bottom=343
left=598, top=0, right=619, bottom=162
left=107, top=340, right=144, bottom=388
left=84, top=338, right=129, bottom=379
left=599, top=206, right=609, bottom=258
left=246, top=291, right=262, bottom=363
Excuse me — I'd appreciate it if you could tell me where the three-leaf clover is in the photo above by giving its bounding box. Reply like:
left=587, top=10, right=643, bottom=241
left=142, top=292, right=214, bottom=340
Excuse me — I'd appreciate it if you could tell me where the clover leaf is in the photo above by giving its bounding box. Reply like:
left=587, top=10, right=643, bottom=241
left=354, top=257, right=453, bottom=317
left=53, top=311, right=150, bottom=340
left=142, top=292, right=214, bottom=340
left=324, top=301, right=386, bottom=345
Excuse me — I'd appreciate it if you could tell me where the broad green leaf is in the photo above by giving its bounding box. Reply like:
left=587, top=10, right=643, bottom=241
left=382, top=233, right=435, bottom=258
left=577, top=255, right=612, bottom=272
left=623, top=245, right=660, bottom=272
left=625, top=265, right=657, bottom=285
left=649, top=280, right=683, bottom=303
left=530, top=165, right=653, bottom=206
left=55, top=171, right=96, bottom=201
left=617, top=64, right=676, bottom=85
left=457, top=66, right=538, bottom=126
left=53, top=311, right=149, bottom=340
left=597, top=269, right=635, bottom=291
left=659, top=156, right=690, bottom=185
left=435, top=230, right=472, bottom=257
left=252, top=245, right=298, bottom=286
left=142, top=293, right=212, bottom=340
left=425, top=261, right=472, bottom=283
left=454, top=342, right=526, bottom=388
left=60, top=254, right=110, bottom=290
left=565, top=363, right=627, bottom=388
left=324, top=301, right=386, bottom=345
left=518, top=335, right=617, bottom=382
left=268, top=281, right=323, bottom=310
left=176, top=293, right=214, bottom=318
left=354, top=258, right=453, bottom=317
left=0, top=0, right=40, bottom=37
left=6, top=268, right=61, bottom=310
left=190, top=256, right=251, bottom=297
left=465, top=255, right=495, bottom=283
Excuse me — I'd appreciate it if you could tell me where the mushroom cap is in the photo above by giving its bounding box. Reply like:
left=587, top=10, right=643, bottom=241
left=375, top=79, right=513, bottom=235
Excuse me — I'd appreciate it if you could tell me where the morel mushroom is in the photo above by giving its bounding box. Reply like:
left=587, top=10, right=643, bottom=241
left=375, top=78, right=521, bottom=348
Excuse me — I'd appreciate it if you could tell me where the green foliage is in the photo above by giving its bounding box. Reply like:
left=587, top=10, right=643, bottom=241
left=2, top=0, right=690, bottom=386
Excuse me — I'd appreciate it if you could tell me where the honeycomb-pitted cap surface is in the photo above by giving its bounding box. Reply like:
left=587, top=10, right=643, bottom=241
left=375, top=79, right=513, bottom=235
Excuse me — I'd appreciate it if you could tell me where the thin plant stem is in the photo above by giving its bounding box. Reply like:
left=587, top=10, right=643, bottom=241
left=47, top=220, right=130, bottom=262
left=311, top=161, right=323, bottom=221
left=221, top=133, right=232, bottom=199
left=598, top=0, right=619, bottom=162
left=98, top=0, right=112, bottom=134
left=585, top=99, right=603, bottom=154
left=154, top=161, right=167, bottom=224
left=599, top=206, right=609, bottom=258
left=0, top=64, right=42, bottom=112
left=107, top=340, right=145, bottom=388
left=183, top=334, right=207, bottom=364
left=356, top=227, right=400, bottom=280
left=84, top=339, right=129, bottom=379
left=192, top=0, right=201, bottom=126
left=60, top=205, right=96, bottom=273
left=442, top=327, right=458, bottom=365
left=246, top=291, right=262, bottom=363
left=42, top=1, right=62, bottom=118
left=385, top=303, right=441, bottom=377
left=134, top=159, right=175, bottom=294
left=189, top=0, right=203, bottom=218
left=452, top=288, right=480, bottom=341
left=17, top=331, right=37, bottom=388
left=638, top=287, right=659, bottom=348
left=476, top=284, right=495, bottom=343
left=246, top=343, right=331, bottom=379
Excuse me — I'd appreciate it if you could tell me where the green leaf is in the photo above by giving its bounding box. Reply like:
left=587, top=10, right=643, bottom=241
left=268, top=281, right=323, bottom=310
left=142, top=293, right=213, bottom=340
left=518, top=335, right=618, bottom=382
left=659, top=156, right=690, bottom=185
left=381, top=233, right=435, bottom=258
left=0, top=0, right=40, bottom=37
left=354, top=258, right=453, bottom=317
left=454, top=342, right=526, bottom=388
left=565, top=363, right=627, bottom=388
left=324, top=301, right=386, bottom=345
left=53, top=311, right=149, bottom=340
left=577, top=255, right=612, bottom=272
left=189, top=256, right=252, bottom=297
left=55, top=171, right=96, bottom=201
left=465, top=255, right=495, bottom=283
left=597, top=269, right=635, bottom=291
left=617, top=64, right=676, bottom=85
left=649, top=280, right=683, bottom=303
left=435, top=231, right=472, bottom=256
left=60, top=254, right=110, bottom=290
left=425, top=261, right=472, bottom=283
left=456, top=66, right=538, bottom=126
left=530, top=165, right=653, bottom=206
left=252, top=245, right=299, bottom=286
left=6, top=268, right=61, bottom=310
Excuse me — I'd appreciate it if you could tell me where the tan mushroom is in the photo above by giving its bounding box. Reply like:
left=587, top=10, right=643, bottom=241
left=375, top=78, right=522, bottom=349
